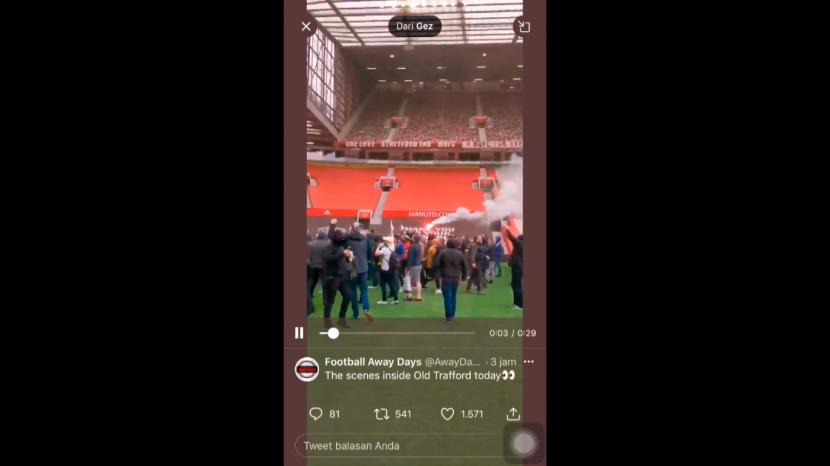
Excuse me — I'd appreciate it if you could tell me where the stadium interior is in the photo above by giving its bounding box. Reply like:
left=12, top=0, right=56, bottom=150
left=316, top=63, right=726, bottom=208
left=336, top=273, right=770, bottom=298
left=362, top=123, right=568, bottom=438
left=306, top=0, right=523, bottom=240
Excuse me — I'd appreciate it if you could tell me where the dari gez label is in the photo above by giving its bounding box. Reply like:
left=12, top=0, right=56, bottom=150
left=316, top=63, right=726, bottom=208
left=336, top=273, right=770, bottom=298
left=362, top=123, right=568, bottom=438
left=388, top=15, right=442, bottom=37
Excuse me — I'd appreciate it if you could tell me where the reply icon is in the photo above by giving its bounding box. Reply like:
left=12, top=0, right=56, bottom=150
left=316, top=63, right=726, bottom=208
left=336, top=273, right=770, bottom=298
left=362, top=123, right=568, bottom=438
left=309, top=407, right=323, bottom=421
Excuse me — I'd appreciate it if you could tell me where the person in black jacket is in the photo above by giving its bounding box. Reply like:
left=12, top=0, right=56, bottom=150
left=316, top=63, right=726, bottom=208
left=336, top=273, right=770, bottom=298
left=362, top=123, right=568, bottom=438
left=367, top=230, right=379, bottom=288
left=504, top=223, right=523, bottom=310
left=474, top=238, right=490, bottom=293
left=322, top=219, right=353, bottom=329
left=466, top=236, right=488, bottom=293
left=308, top=230, right=328, bottom=298
left=433, top=238, right=468, bottom=322
left=307, top=281, right=315, bottom=317
left=307, top=233, right=316, bottom=316
left=478, top=236, right=493, bottom=287
left=346, top=224, right=373, bottom=321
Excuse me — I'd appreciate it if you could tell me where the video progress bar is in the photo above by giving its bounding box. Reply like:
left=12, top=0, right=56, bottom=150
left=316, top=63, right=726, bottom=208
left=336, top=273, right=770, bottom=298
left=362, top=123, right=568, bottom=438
left=319, top=331, right=476, bottom=335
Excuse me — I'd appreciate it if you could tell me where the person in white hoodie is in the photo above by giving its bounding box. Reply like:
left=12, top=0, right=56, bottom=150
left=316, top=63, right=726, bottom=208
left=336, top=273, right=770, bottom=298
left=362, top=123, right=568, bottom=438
left=374, top=237, right=400, bottom=304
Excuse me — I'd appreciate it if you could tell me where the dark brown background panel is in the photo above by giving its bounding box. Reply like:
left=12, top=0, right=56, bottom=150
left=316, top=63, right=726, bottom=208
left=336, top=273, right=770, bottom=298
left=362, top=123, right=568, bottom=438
left=284, top=3, right=308, bottom=466
left=286, top=1, right=546, bottom=464
left=523, top=0, right=547, bottom=443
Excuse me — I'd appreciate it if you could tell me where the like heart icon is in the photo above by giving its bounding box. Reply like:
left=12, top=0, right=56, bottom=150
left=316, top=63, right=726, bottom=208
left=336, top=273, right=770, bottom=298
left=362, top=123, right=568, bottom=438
left=440, top=407, right=455, bottom=421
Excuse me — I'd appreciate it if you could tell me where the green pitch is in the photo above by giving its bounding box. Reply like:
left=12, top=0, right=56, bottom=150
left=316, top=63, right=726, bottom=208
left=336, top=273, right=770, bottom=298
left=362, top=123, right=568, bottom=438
left=309, top=266, right=522, bottom=318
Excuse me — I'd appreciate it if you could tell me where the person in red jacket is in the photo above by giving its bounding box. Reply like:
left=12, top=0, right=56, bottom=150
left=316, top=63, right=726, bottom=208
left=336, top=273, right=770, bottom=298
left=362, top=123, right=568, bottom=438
left=503, top=220, right=523, bottom=310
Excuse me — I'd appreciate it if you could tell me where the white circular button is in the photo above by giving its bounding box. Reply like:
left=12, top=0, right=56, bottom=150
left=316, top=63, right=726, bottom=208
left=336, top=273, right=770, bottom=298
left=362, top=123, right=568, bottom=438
left=511, top=430, right=538, bottom=457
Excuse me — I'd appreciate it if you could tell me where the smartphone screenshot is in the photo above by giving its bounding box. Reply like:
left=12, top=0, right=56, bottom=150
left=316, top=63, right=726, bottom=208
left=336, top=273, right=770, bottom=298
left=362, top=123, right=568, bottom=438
left=285, top=1, right=546, bottom=464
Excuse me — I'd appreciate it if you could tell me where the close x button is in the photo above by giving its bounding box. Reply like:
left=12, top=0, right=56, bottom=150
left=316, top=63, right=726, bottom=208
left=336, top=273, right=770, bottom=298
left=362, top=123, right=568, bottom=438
left=300, top=13, right=317, bottom=37
left=388, top=15, right=442, bottom=37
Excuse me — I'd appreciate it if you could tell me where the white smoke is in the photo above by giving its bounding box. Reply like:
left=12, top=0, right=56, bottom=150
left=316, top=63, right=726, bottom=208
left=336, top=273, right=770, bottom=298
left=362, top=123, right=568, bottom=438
left=485, top=156, right=523, bottom=220
left=426, top=157, right=523, bottom=230
left=426, top=207, right=487, bottom=230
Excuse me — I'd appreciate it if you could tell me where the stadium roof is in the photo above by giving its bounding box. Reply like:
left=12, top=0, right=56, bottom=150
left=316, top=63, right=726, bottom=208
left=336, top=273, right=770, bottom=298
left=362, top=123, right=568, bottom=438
left=306, top=0, right=523, bottom=47
left=344, top=44, right=522, bottom=82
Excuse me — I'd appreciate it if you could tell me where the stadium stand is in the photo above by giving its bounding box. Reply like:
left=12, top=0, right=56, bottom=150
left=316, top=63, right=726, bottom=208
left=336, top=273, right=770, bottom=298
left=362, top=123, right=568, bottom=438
left=307, top=165, right=387, bottom=215
left=383, top=167, right=485, bottom=214
left=340, top=90, right=524, bottom=149
left=346, top=92, right=404, bottom=142
left=392, top=93, right=479, bottom=145
left=482, top=92, right=523, bottom=146
left=447, top=93, right=481, bottom=142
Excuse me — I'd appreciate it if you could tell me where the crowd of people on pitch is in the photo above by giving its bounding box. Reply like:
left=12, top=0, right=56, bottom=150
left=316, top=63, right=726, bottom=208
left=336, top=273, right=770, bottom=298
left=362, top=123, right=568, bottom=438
left=307, top=219, right=523, bottom=327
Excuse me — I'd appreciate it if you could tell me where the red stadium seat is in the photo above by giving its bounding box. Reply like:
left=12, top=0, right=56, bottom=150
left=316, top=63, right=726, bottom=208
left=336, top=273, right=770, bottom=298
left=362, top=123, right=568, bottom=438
left=378, top=176, right=396, bottom=191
